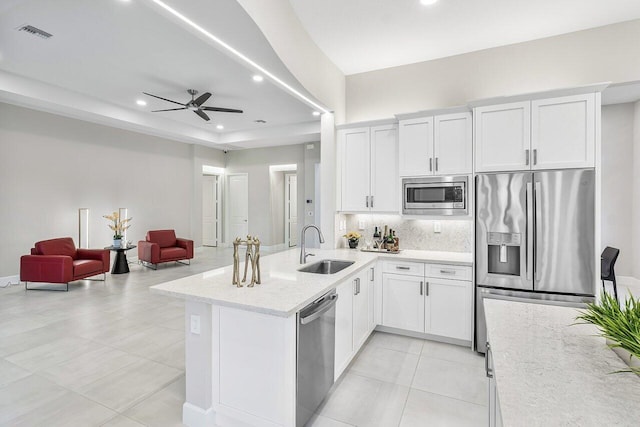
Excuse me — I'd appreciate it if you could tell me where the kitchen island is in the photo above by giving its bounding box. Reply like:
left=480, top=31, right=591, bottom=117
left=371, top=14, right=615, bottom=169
left=151, top=248, right=472, bottom=427
left=484, top=299, right=640, bottom=426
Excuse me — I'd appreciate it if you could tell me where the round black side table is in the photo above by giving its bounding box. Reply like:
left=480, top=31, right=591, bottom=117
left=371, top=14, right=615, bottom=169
left=105, top=245, right=137, bottom=274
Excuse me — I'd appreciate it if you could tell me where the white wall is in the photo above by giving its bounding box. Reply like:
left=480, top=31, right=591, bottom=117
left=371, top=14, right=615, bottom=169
left=0, top=103, right=224, bottom=277
left=225, top=145, right=305, bottom=247
left=601, top=104, right=635, bottom=276
left=634, top=101, right=640, bottom=280
left=346, top=19, right=640, bottom=122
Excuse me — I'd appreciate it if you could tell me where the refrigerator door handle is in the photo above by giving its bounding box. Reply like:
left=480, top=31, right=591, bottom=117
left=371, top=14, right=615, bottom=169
left=535, top=181, right=542, bottom=282
left=526, top=182, right=533, bottom=281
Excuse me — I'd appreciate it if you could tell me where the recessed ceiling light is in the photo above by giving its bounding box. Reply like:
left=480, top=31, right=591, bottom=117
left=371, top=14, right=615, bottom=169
left=252, top=75, right=264, bottom=82
left=420, top=0, right=438, bottom=5
left=312, top=111, right=321, bottom=117
left=136, top=99, right=147, bottom=106
left=216, top=124, right=224, bottom=130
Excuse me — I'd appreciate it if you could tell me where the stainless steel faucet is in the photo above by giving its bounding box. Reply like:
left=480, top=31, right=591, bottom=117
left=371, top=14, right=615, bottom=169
left=300, top=224, right=325, bottom=264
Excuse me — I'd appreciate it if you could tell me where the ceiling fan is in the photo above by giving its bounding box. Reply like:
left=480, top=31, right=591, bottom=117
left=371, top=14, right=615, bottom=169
left=143, top=89, right=243, bottom=122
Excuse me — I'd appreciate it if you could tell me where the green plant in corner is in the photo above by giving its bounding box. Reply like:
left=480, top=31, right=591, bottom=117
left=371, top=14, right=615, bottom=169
left=576, top=291, right=640, bottom=374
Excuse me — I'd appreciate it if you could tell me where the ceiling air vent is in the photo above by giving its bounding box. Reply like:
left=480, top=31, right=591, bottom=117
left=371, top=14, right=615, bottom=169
left=16, top=24, right=53, bottom=39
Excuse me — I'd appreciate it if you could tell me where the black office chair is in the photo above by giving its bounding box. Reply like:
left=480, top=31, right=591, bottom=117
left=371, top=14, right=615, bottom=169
left=601, top=246, right=620, bottom=303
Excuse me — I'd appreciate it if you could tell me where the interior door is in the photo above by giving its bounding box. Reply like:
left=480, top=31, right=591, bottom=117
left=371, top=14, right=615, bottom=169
left=286, top=174, right=298, bottom=247
left=534, top=169, right=595, bottom=295
left=202, top=175, right=218, bottom=247
left=228, top=174, right=248, bottom=240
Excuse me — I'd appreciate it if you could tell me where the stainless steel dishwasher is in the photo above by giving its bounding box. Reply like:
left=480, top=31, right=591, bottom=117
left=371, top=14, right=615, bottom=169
left=296, top=290, right=338, bottom=427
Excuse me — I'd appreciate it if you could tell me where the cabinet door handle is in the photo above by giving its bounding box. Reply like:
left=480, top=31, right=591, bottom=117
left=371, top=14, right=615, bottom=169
left=485, top=342, right=493, bottom=378
left=353, top=279, right=358, bottom=296
left=419, top=281, right=423, bottom=295
left=396, top=266, right=410, bottom=270
left=365, top=196, right=369, bottom=208
left=425, top=281, right=429, bottom=296
left=439, top=269, right=456, bottom=275
left=533, top=149, right=537, bottom=165
left=525, top=149, right=530, bottom=166
left=357, top=278, right=361, bottom=295
left=370, top=195, right=374, bottom=208
left=370, top=267, right=375, bottom=282
left=435, top=157, right=439, bottom=172
left=429, top=157, right=433, bottom=171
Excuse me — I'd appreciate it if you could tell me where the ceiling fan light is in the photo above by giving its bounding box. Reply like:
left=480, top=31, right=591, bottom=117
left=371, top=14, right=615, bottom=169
left=312, top=111, right=321, bottom=117
left=216, top=124, right=224, bottom=130
left=136, top=99, right=147, bottom=106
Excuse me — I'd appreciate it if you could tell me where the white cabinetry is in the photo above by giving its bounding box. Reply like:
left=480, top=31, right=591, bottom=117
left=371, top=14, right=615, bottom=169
left=399, top=112, right=472, bottom=177
left=382, top=273, right=425, bottom=333
left=475, top=93, right=597, bottom=172
left=334, top=268, right=374, bottom=380
left=339, top=124, right=398, bottom=212
left=381, top=260, right=472, bottom=342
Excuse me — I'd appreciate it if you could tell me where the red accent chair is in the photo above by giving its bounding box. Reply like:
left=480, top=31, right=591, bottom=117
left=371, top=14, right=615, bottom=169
left=20, top=237, right=110, bottom=291
left=138, top=230, right=194, bottom=270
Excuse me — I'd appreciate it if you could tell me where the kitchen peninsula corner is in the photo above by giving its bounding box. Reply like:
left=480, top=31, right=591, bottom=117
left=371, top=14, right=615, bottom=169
left=151, top=248, right=472, bottom=427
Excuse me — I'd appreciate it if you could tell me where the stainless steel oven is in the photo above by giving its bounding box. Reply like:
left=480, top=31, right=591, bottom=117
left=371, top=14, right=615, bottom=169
left=402, top=175, right=468, bottom=215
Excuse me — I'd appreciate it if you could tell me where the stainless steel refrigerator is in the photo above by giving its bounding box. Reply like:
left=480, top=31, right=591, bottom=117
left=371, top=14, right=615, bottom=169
left=475, top=169, right=595, bottom=353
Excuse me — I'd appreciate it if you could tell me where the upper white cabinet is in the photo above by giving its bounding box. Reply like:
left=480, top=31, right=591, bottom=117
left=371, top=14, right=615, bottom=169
left=531, top=94, right=595, bottom=170
left=399, top=112, right=472, bottom=177
left=339, top=124, right=398, bottom=212
left=474, top=101, right=530, bottom=172
left=475, top=93, right=596, bottom=172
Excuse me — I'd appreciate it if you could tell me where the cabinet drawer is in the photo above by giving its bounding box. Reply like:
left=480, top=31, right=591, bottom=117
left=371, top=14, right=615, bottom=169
left=382, top=260, right=425, bottom=277
left=425, top=263, right=472, bottom=281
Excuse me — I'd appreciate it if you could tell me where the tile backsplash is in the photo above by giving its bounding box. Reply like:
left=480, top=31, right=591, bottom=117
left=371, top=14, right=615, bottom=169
left=336, top=214, right=472, bottom=253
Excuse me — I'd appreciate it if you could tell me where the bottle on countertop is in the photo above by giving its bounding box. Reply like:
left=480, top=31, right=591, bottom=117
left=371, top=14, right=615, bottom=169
left=373, top=226, right=380, bottom=239
left=392, top=230, right=399, bottom=251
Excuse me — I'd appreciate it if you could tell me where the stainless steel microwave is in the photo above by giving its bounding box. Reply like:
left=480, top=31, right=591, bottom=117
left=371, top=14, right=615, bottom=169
left=402, top=176, right=468, bottom=216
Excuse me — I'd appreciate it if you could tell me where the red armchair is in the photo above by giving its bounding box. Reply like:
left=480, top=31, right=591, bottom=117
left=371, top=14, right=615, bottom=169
left=138, top=230, right=194, bottom=270
left=20, top=237, right=110, bottom=291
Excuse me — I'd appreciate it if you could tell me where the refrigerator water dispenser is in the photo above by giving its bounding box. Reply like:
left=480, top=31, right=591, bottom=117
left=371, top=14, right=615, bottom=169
left=487, top=232, right=521, bottom=276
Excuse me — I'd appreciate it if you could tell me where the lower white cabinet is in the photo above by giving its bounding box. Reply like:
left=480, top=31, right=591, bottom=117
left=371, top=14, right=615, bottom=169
left=424, top=278, right=472, bottom=341
left=381, top=261, right=472, bottom=342
left=382, top=273, right=425, bottom=333
left=334, top=268, right=373, bottom=380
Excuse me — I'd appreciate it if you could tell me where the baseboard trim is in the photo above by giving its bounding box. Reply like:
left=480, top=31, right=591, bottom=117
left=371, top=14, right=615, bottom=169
left=618, top=275, right=640, bottom=295
left=375, top=325, right=472, bottom=348
left=182, top=402, right=215, bottom=427
left=0, top=275, right=20, bottom=287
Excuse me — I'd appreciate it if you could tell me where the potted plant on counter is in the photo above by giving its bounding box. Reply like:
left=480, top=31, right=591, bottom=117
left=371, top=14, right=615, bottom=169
left=344, top=231, right=362, bottom=249
left=576, top=292, right=640, bottom=374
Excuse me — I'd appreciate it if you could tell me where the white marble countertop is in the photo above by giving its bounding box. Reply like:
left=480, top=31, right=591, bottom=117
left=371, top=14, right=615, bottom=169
left=150, top=248, right=472, bottom=317
left=484, top=299, right=640, bottom=426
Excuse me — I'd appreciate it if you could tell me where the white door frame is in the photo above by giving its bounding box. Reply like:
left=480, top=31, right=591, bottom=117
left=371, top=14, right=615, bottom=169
left=284, top=172, right=298, bottom=247
left=225, top=173, right=249, bottom=246
left=202, top=174, right=221, bottom=247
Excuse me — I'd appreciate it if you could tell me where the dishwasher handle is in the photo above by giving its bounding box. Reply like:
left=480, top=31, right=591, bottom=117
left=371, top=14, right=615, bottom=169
left=299, top=294, right=339, bottom=325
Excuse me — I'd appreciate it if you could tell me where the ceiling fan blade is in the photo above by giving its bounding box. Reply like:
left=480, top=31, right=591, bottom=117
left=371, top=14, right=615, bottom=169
left=143, top=92, right=185, bottom=107
left=195, top=109, right=210, bottom=121
left=201, top=106, right=244, bottom=113
left=193, top=92, right=212, bottom=107
left=151, top=107, right=188, bottom=112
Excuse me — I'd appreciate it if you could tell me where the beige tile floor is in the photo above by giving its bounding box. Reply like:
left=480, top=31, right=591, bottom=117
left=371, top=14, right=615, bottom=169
left=0, top=247, right=487, bottom=426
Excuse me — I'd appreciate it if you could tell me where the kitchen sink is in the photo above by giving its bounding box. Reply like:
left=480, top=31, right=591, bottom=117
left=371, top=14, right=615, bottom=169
left=298, top=259, right=355, bottom=274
